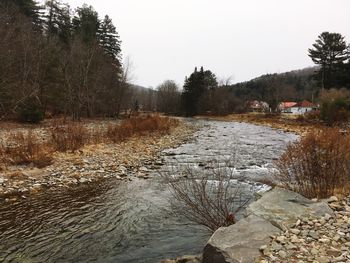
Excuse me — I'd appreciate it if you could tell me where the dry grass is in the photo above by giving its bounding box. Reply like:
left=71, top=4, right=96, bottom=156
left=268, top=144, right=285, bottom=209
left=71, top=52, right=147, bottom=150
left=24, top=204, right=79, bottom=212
left=107, top=114, right=180, bottom=143
left=274, top=128, right=350, bottom=198
left=0, top=131, right=52, bottom=168
left=49, top=121, right=90, bottom=152
left=0, top=115, right=180, bottom=169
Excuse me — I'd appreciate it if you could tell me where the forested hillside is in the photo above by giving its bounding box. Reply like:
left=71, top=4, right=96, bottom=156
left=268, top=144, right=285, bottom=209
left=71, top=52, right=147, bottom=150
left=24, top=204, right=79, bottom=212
left=0, top=0, right=128, bottom=121
left=228, top=67, right=319, bottom=110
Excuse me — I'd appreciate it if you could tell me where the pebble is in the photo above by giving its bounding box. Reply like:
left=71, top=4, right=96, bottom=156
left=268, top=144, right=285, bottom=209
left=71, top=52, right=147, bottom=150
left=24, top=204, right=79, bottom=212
left=260, top=196, right=350, bottom=262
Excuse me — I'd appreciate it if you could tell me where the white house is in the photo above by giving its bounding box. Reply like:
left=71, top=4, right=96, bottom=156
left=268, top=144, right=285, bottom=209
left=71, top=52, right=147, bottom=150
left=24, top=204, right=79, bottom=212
left=286, top=100, right=315, bottom=114
left=279, top=102, right=297, bottom=113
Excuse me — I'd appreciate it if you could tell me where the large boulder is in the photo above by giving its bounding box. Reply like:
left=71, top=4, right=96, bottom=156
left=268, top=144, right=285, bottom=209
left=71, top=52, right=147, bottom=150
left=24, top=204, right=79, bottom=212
left=246, top=188, right=333, bottom=230
left=202, top=188, right=333, bottom=263
left=202, top=215, right=280, bottom=263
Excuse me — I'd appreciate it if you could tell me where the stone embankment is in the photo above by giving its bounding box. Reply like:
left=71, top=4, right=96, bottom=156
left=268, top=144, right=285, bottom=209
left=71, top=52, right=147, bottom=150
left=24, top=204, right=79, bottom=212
left=260, top=195, right=350, bottom=262
left=202, top=188, right=338, bottom=263
left=0, top=121, right=196, bottom=200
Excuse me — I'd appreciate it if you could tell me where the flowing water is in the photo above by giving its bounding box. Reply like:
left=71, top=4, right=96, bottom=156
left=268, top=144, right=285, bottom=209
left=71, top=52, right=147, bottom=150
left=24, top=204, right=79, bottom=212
left=0, top=120, right=297, bottom=263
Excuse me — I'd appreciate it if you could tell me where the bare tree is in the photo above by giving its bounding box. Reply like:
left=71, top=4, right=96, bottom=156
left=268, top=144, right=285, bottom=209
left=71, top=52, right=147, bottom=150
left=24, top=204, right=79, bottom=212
left=156, top=80, right=181, bottom=114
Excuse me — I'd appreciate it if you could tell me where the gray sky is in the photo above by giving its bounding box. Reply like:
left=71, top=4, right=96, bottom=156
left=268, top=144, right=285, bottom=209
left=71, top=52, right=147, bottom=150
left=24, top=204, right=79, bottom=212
left=51, top=0, right=350, bottom=88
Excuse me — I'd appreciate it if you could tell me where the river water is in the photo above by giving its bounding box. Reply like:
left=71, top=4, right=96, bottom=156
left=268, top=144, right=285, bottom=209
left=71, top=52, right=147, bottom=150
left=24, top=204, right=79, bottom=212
left=0, top=120, right=297, bottom=263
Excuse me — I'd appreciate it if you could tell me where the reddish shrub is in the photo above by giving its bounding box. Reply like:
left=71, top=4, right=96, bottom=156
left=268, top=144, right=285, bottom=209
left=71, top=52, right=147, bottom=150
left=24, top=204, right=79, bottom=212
left=49, top=121, right=89, bottom=152
left=0, top=131, right=52, bottom=167
left=274, top=128, right=350, bottom=198
left=107, top=114, right=180, bottom=143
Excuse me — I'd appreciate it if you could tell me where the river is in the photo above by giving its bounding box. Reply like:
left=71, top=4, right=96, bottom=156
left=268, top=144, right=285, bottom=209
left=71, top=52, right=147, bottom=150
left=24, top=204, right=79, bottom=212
left=0, top=120, right=297, bottom=263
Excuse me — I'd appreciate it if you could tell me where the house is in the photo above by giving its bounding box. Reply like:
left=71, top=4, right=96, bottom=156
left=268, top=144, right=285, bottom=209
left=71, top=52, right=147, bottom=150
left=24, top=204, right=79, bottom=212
left=246, top=100, right=269, bottom=112
left=278, top=102, right=297, bottom=113
left=281, top=100, right=315, bottom=114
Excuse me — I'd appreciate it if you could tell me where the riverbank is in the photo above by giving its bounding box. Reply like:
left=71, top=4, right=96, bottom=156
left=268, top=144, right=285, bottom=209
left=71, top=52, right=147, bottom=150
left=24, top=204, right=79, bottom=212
left=163, top=188, right=348, bottom=263
left=260, top=195, right=350, bottom=262
left=0, top=119, right=197, bottom=201
left=196, top=113, right=324, bottom=135
left=200, top=188, right=350, bottom=263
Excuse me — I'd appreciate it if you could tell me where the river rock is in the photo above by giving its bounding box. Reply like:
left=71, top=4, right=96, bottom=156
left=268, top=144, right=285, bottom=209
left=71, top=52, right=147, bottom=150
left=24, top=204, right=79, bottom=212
left=246, top=188, right=333, bottom=229
left=202, top=215, right=280, bottom=263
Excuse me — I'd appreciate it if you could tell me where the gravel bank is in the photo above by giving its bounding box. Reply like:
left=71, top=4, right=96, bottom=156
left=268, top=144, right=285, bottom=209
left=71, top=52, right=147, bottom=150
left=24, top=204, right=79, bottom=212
left=0, top=121, right=197, bottom=200
left=260, top=196, right=350, bottom=262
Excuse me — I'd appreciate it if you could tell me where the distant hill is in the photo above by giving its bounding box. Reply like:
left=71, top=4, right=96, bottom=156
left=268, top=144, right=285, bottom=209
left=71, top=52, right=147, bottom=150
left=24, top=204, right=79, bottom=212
left=229, top=67, right=320, bottom=103
left=129, top=84, right=157, bottom=111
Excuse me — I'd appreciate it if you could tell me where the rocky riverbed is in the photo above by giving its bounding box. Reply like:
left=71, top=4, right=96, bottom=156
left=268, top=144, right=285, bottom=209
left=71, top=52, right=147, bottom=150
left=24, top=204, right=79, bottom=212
left=0, top=120, right=196, bottom=200
left=260, top=196, right=350, bottom=262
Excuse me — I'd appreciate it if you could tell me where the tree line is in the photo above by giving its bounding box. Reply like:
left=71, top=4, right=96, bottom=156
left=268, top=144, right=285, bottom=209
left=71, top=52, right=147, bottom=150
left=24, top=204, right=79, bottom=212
left=174, top=31, right=350, bottom=116
left=1, top=3, right=349, bottom=122
left=0, top=0, right=131, bottom=121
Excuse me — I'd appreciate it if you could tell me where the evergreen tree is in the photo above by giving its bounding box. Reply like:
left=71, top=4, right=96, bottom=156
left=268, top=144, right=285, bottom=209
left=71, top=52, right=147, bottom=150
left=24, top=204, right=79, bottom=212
left=98, top=15, right=121, bottom=63
left=72, top=4, right=100, bottom=44
left=44, top=0, right=71, bottom=45
left=182, top=67, right=218, bottom=116
left=308, top=32, right=349, bottom=89
left=2, top=0, right=43, bottom=28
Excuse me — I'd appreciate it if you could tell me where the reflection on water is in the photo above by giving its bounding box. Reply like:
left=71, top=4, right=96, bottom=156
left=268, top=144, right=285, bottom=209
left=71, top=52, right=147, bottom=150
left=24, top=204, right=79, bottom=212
left=0, top=120, right=297, bottom=263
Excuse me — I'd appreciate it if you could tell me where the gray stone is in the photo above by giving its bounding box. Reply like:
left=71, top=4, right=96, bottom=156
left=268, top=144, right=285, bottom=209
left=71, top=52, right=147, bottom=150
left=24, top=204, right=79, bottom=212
left=246, top=188, right=333, bottom=229
left=308, top=230, right=319, bottom=239
left=327, top=196, right=339, bottom=203
left=290, top=228, right=301, bottom=235
left=324, top=213, right=332, bottom=221
left=278, top=250, right=287, bottom=259
left=202, top=215, right=280, bottom=263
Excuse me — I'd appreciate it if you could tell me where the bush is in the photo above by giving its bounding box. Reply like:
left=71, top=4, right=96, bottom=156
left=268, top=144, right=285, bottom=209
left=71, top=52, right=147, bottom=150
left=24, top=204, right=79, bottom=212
left=304, top=110, right=320, bottom=121
left=17, top=99, right=44, bottom=124
left=49, top=121, right=89, bottom=152
left=320, top=98, right=349, bottom=126
left=0, top=131, right=52, bottom=167
left=163, top=160, right=252, bottom=232
left=274, top=128, right=350, bottom=198
left=107, top=114, right=180, bottom=143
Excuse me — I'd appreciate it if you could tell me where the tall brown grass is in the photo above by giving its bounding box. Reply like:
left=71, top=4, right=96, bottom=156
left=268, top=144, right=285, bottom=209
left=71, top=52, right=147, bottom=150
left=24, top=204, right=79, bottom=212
left=107, top=114, right=180, bottom=143
left=49, top=121, right=89, bottom=152
left=274, top=128, right=350, bottom=198
left=0, top=115, right=180, bottom=168
left=0, top=131, right=52, bottom=168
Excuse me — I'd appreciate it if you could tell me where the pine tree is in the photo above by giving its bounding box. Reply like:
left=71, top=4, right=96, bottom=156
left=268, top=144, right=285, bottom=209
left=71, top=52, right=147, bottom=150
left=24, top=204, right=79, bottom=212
left=2, top=0, right=43, bottom=28
left=44, top=0, right=71, bottom=45
left=182, top=67, right=218, bottom=116
left=98, top=15, right=121, bottom=63
left=308, top=32, right=349, bottom=89
left=72, top=4, right=100, bottom=44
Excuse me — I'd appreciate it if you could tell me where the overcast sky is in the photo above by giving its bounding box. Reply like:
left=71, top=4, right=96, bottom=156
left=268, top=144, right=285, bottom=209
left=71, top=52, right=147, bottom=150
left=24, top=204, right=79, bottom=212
left=47, top=0, right=350, bottom=88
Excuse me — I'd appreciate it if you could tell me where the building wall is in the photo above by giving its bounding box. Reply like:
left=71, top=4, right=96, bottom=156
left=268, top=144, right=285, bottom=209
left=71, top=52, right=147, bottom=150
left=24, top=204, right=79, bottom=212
left=289, top=107, right=313, bottom=114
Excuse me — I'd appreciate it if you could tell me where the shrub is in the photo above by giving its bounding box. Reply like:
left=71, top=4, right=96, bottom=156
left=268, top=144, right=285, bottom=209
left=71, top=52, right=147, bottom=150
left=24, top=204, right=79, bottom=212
left=0, top=131, right=52, bottom=167
left=49, top=121, right=89, bottom=152
left=319, top=88, right=350, bottom=126
left=274, top=128, right=350, bottom=198
left=320, top=98, right=349, bottom=126
left=304, top=110, right=320, bottom=121
left=17, top=99, right=44, bottom=124
left=163, top=160, right=252, bottom=232
left=107, top=114, right=180, bottom=143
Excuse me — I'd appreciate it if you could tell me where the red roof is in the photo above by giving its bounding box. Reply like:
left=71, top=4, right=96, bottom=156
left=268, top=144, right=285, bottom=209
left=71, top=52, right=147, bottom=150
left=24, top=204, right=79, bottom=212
left=294, top=100, right=314, bottom=108
left=280, top=102, right=297, bottom=109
